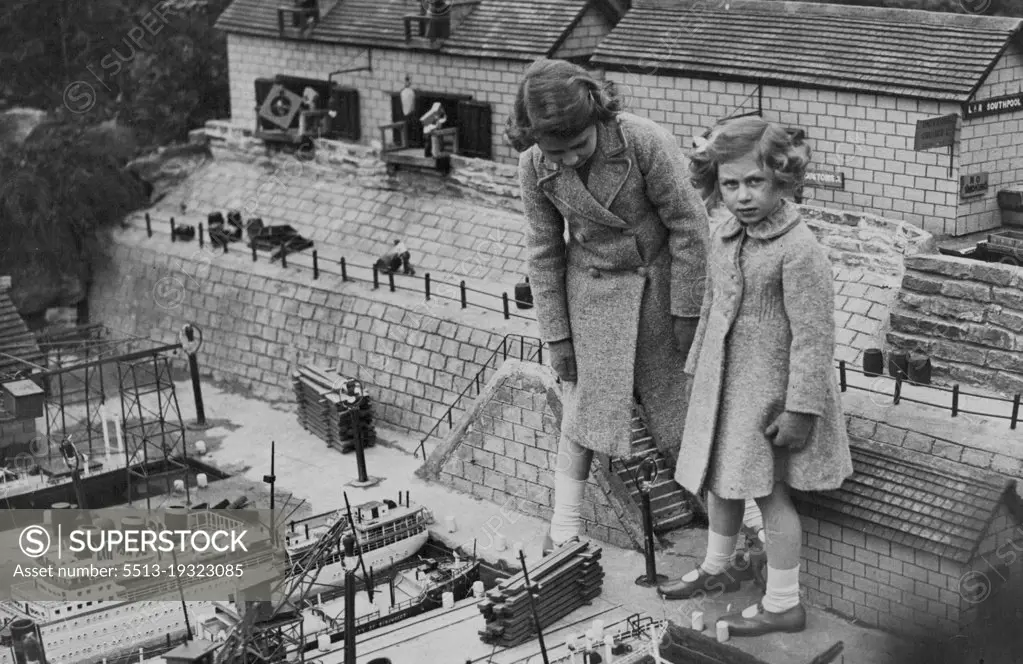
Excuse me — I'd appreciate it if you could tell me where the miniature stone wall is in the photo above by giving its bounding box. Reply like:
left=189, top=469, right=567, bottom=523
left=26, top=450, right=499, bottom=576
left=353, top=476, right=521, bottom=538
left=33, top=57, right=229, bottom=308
left=886, top=254, right=1023, bottom=395
left=421, top=360, right=641, bottom=551
left=90, top=236, right=535, bottom=435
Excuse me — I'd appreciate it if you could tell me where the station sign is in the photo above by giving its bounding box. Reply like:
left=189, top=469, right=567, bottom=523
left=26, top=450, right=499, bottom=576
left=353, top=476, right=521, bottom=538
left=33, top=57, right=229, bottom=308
left=964, top=91, right=1023, bottom=120
left=960, top=172, right=989, bottom=199
left=914, top=114, right=957, bottom=150
left=803, top=171, right=845, bottom=190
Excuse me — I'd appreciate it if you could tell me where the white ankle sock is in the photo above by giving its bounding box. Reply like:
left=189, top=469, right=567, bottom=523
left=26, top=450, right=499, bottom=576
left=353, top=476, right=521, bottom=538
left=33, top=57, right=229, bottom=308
left=549, top=474, right=586, bottom=544
left=682, top=530, right=738, bottom=581
left=761, top=564, right=801, bottom=613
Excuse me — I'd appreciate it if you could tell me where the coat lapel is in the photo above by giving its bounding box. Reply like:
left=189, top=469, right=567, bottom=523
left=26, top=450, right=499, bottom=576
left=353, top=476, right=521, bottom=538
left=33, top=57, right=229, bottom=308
left=536, top=118, right=634, bottom=229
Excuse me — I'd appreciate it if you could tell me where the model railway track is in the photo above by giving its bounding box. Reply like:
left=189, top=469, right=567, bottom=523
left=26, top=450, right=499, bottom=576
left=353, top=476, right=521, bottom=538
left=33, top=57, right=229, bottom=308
left=478, top=540, right=603, bottom=648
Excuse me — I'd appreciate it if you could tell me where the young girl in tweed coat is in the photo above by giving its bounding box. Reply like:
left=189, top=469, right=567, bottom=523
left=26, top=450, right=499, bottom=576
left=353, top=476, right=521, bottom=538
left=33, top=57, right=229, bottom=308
left=658, top=116, right=854, bottom=636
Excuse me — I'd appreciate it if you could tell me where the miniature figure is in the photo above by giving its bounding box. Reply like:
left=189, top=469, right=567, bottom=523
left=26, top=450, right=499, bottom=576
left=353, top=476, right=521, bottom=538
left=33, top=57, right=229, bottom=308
left=420, top=102, right=447, bottom=158
left=375, top=239, right=415, bottom=275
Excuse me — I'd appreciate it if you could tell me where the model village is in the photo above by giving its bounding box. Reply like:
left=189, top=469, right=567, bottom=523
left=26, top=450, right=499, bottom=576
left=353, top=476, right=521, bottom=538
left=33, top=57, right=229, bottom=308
left=2, top=0, right=1023, bottom=663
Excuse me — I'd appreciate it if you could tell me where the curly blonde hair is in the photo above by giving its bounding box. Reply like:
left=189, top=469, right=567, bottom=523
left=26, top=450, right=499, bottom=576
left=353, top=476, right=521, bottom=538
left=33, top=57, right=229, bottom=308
left=504, top=58, right=624, bottom=152
left=688, top=116, right=812, bottom=204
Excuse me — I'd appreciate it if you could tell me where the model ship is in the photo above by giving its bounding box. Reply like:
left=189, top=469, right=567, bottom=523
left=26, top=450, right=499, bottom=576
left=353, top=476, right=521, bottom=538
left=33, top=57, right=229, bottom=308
left=283, top=494, right=432, bottom=597
left=196, top=555, right=481, bottom=655
left=296, top=554, right=481, bottom=654
left=0, top=507, right=277, bottom=664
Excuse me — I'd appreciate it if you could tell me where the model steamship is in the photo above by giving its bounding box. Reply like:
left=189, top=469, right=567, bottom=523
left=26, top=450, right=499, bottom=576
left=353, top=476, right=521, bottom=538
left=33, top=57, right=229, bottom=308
left=0, top=507, right=276, bottom=664
left=198, top=554, right=480, bottom=656
left=283, top=494, right=432, bottom=597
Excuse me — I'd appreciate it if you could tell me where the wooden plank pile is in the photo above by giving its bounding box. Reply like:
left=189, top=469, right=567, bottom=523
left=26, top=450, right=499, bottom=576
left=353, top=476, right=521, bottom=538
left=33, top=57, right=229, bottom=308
left=478, top=540, right=603, bottom=648
left=291, top=365, right=377, bottom=452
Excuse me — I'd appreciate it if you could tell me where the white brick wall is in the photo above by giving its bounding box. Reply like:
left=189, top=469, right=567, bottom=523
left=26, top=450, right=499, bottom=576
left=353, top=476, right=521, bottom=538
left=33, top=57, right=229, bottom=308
left=554, top=6, right=611, bottom=59
left=227, top=34, right=527, bottom=165
left=226, top=32, right=1023, bottom=237
left=605, top=71, right=973, bottom=236
left=958, top=40, right=1023, bottom=236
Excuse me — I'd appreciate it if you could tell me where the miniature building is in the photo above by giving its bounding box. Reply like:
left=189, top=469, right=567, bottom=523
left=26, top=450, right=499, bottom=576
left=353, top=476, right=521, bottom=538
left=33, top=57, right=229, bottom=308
left=794, top=437, right=1023, bottom=637
left=591, top=1, right=1023, bottom=236
left=214, top=0, right=628, bottom=164
left=0, top=276, right=42, bottom=449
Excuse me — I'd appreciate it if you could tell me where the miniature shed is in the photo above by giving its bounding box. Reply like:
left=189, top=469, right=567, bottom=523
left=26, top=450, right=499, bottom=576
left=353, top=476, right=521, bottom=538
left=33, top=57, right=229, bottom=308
left=214, top=0, right=628, bottom=165
left=794, top=437, right=1023, bottom=638
left=591, top=0, right=1023, bottom=237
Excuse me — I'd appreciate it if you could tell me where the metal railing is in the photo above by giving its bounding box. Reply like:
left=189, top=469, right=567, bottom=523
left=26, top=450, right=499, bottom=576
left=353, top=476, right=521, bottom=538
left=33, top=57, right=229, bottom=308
left=146, top=212, right=536, bottom=322
left=416, top=333, right=544, bottom=459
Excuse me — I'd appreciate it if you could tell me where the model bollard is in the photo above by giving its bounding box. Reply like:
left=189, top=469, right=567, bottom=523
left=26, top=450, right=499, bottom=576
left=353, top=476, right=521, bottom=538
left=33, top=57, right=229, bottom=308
left=634, top=456, right=668, bottom=587
left=180, top=323, right=210, bottom=430
left=353, top=407, right=369, bottom=483
left=346, top=398, right=380, bottom=488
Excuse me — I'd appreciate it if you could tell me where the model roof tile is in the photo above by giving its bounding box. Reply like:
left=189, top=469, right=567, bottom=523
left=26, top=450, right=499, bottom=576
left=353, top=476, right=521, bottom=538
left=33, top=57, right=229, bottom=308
left=215, top=0, right=605, bottom=59
left=591, top=0, right=1023, bottom=102
left=794, top=437, right=1017, bottom=563
left=0, top=293, right=41, bottom=382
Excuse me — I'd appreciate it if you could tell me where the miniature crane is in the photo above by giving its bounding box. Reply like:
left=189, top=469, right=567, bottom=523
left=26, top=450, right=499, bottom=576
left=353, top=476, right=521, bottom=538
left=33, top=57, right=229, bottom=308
left=211, top=493, right=372, bottom=663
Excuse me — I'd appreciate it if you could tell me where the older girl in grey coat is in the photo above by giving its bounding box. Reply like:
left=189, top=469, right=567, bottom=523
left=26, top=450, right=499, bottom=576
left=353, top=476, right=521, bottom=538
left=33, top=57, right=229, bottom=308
left=507, top=58, right=710, bottom=553
left=658, top=117, right=853, bottom=637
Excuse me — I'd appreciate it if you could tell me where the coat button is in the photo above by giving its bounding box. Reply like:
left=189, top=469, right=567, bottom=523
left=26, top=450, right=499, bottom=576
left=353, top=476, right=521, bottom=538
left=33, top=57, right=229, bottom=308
left=636, top=266, right=648, bottom=277
left=576, top=232, right=588, bottom=243
left=589, top=267, right=601, bottom=278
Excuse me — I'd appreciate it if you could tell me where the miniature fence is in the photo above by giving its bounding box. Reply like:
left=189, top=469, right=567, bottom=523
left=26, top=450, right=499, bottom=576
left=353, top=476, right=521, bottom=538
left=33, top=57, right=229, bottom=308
left=415, top=336, right=1023, bottom=461
left=416, top=334, right=544, bottom=459
left=835, top=359, right=1022, bottom=429
left=146, top=213, right=536, bottom=322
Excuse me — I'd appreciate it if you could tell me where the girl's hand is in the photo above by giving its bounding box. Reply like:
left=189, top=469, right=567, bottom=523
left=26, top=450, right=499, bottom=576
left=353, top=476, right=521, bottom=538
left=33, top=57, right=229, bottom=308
left=765, top=411, right=816, bottom=451
left=548, top=339, right=577, bottom=383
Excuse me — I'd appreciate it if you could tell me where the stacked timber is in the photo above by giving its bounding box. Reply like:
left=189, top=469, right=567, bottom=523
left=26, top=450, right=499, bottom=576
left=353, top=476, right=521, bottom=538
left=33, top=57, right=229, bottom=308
left=291, top=364, right=376, bottom=452
left=478, top=540, right=603, bottom=647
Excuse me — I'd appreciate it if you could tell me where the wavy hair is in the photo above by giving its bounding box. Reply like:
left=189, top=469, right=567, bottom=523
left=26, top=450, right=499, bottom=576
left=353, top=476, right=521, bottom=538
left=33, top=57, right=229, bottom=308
left=688, top=116, right=812, bottom=204
left=504, top=58, right=624, bottom=152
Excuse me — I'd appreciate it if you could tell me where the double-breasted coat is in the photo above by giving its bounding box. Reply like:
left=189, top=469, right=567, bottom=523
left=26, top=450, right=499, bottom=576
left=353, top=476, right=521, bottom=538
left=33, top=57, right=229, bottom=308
left=518, top=113, right=710, bottom=459
left=674, top=201, right=854, bottom=499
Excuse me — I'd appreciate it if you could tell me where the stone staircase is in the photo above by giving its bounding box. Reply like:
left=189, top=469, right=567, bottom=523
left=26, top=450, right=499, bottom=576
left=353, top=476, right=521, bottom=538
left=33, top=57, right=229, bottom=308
left=613, top=402, right=697, bottom=533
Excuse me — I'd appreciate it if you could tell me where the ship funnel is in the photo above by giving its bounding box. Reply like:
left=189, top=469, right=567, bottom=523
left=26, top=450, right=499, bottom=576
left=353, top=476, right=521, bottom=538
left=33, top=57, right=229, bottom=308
left=9, top=618, right=44, bottom=664
left=165, top=505, right=189, bottom=531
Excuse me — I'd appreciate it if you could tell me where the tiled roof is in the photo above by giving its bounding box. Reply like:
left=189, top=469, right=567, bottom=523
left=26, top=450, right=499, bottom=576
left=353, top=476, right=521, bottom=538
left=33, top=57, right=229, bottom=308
left=441, top=0, right=590, bottom=59
left=215, top=0, right=410, bottom=45
left=215, top=0, right=597, bottom=58
left=0, top=293, right=41, bottom=378
left=794, top=438, right=1017, bottom=564
left=0, top=290, right=43, bottom=413
left=592, top=0, right=1023, bottom=102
